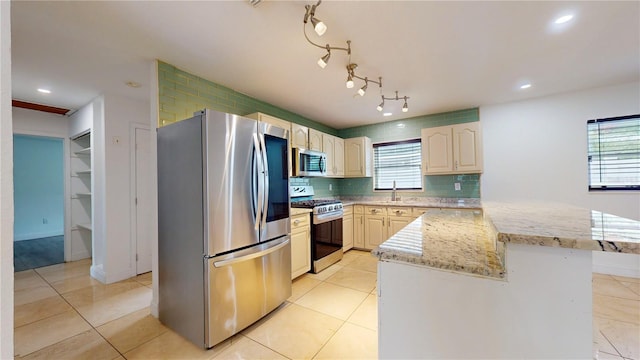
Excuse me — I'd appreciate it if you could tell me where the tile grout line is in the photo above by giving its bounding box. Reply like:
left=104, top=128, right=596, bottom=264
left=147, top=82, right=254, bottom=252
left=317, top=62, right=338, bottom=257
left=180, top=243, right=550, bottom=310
left=31, top=264, right=161, bottom=360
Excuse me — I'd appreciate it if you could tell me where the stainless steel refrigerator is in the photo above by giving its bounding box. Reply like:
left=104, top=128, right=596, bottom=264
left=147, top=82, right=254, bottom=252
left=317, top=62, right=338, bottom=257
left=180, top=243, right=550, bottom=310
left=157, top=109, right=291, bottom=348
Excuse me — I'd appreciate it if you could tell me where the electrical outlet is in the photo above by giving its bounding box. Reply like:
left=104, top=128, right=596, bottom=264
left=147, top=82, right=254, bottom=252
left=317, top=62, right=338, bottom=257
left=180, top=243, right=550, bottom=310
left=454, top=183, right=461, bottom=191
left=42, top=218, right=48, bottom=224
left=112, top=136, right=121, bottom=145
left=329, top=184, right=333, bottom=191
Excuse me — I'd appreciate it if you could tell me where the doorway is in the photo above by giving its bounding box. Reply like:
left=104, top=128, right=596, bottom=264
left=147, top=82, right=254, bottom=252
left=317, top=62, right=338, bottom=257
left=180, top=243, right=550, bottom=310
left=13, top=134, right=65, bottom=271
left=132, top=126, right=151, bottom=274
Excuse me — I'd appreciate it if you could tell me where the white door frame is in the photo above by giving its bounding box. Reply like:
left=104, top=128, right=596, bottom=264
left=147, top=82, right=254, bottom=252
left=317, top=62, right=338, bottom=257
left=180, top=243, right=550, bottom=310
left=12, top=130, right=71, bottom=262
left=129, top=123, right=151, bottom=275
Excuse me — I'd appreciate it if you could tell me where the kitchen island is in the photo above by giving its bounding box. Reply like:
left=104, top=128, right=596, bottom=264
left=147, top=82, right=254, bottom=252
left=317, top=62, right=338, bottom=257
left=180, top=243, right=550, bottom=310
left=372, top=202, right=640, bottom=359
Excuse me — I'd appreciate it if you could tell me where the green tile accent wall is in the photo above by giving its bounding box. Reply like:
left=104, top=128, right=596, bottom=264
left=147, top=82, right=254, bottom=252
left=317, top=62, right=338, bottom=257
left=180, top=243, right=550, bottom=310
left=156, top=60, right=480, bottom=199
left=157, top=61, right=338, bottom=135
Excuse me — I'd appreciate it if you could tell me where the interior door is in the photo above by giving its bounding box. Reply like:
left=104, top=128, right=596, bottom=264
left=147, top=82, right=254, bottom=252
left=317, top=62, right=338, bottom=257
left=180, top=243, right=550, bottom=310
left=135, top=127, right=152, bottom=274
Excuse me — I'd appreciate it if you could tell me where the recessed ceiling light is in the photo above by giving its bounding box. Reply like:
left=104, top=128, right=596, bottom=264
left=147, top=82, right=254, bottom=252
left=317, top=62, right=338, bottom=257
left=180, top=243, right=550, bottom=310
left=37, top=88, right=51, bottom=94
left=520, top=83, right=532, bottom=90
left=125, top=81, right=142, bottom=88
left=555, top=14, right=574, bottom=24
left=383, top=112, right=392, bottom=117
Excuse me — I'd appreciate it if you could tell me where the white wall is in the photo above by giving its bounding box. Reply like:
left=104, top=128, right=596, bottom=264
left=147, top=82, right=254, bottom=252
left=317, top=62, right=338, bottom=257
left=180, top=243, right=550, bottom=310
left=0, top=1, right=13, bottom=357
left=91, top=93, right=149, bottom=284
left=149, top=61, right=160, bottom=317
left=480, top=82, right=640, bottom=277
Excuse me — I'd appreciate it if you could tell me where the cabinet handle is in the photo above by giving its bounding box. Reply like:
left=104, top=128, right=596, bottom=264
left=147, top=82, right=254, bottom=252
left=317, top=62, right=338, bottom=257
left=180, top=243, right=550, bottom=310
left=293, top=219, right=300, bottom=225
left=382, top=218, right=385, bottom=226
left=455, top=160, right=458, bottom=170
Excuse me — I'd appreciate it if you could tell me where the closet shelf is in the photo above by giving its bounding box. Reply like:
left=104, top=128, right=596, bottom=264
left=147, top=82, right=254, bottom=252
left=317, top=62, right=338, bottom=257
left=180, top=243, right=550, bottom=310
left=77, top=223, right=92, bottom=231
left=76, top=192, right=92, bottom=197
left=76, top=170, right=92, bottom=175
left=75, top=147, right=91, bottom=155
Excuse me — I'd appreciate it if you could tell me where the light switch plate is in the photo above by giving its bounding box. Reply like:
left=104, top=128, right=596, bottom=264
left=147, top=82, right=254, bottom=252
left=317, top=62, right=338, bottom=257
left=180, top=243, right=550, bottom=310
left=454, top=182, right=461, bottom=191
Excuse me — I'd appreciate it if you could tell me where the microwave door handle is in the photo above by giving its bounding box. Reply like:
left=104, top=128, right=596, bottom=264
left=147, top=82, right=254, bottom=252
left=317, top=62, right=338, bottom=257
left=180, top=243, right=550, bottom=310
left=259, top=134, right=269, bottom=230
left=320, top=156, right=326, bottom=173
left=253, top=133, right=263, bottom=231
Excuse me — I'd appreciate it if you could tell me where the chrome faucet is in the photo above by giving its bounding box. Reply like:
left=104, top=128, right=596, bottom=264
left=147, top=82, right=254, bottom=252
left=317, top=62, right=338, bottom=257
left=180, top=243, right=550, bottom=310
left=391, top=180, right=397, bottom=201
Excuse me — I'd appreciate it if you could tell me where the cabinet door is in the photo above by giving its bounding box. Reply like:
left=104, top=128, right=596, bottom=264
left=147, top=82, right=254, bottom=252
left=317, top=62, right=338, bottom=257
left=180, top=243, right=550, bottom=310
left=364, top=215, right=387, bottom=250
left=291, top=123, right=309, bottom=149
left=309, top=129, right=323, bottom=151
left=323, top=134, right=336, bottom=176
left=334, top=137, right=344, bottom=177
left=291, top=227, right=311, bottom=279
left=343, top=213, right=354, bottom=252
left=354, top=214, right=364, bottom=248
left=344, top=137, right=372, bottom=177
left=422, top=126, right=453, bottom=175
left=452, top=122, right=482, bottom=173
left=387, top=217, right=413, bottom=238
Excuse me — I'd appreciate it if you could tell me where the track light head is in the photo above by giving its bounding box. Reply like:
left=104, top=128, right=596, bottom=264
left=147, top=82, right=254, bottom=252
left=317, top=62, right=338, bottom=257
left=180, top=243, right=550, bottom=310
left=311, top=17, right=327, bottom=36
left=318, top=49, right=330, bottom=68
left=346, top=73, right=354, bottom=89
left=358, top=79, right=368, bottom=96
left=377, top=96, right=384, bottom=112
left=402, top=97, right=409, bottom=112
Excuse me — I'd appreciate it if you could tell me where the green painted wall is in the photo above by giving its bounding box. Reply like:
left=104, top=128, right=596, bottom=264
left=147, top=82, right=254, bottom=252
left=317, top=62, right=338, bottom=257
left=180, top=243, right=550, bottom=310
left=156, top=61, right=480, bottom=199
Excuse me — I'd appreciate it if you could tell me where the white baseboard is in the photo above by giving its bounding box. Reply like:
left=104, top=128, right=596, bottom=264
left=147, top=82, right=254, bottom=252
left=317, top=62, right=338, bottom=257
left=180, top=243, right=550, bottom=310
left=90, top=264, right=106, bottom=283
left=71, top=250, right=91, bottom=262
left=105, top=266, right=134, bottom=285
left=14, top=230, right=63, bottom=241
left=151, top=297, right=159, bottom=318
left=593, top=263, right=640, bottom=278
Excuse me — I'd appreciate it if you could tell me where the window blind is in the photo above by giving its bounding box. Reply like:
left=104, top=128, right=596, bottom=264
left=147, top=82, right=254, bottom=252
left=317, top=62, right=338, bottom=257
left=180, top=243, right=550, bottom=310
left=373, top=139, right=422, bottom=190
left=587, top=114, right=640, bottom=191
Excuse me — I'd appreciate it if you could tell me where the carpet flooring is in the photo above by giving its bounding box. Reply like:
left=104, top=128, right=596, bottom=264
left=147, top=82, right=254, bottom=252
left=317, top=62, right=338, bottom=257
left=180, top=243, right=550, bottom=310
left=14, top=235, right=64, bottom=272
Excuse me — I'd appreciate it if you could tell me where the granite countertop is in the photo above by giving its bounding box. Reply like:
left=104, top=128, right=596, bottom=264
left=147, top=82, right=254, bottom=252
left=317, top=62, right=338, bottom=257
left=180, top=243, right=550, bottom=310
left=372, top=208, right=506, bottom=279
left=291, top=208, right=312, bottom=216
left=372, top=202, right=640, bottom=279
left=483, top=201, right=640, bottom=254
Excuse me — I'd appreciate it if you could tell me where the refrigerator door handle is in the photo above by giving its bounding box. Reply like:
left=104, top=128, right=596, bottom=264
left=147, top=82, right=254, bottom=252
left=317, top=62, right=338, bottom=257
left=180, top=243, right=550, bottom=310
left=212, top=238, right=289, bottom=268
left=253, top=133, right=263, bottom=230
left=259, top=134, right=269, bottom=230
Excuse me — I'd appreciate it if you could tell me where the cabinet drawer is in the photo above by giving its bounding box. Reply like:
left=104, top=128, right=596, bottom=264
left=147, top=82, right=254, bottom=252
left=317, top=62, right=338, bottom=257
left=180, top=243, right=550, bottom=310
left=387, top=207, right=412, bottom=217
left=354, top=205, right=364, bottom=214
left=291, top=214, right=310, bottom=231
left=343, top=205, right=353, bottom=215
left=364, top=206, right=386, bottom=215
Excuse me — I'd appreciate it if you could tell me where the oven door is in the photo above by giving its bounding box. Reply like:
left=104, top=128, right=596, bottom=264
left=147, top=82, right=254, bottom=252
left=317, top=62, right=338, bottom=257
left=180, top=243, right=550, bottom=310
left=311, top=217, right=343, bottom=261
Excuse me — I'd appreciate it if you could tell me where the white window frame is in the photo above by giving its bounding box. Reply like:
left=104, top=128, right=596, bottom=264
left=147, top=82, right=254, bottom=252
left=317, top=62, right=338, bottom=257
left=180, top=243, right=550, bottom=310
left=372, top=138, right=423, bottom=192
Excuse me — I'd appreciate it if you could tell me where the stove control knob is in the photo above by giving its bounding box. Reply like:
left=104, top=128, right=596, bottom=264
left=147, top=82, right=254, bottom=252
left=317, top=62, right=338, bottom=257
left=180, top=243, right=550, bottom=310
left=328, top=205, right=333, bottom=211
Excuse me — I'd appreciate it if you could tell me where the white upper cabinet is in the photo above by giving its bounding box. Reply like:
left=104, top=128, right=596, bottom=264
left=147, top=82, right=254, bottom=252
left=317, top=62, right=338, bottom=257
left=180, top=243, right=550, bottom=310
left=452, top=122, right=483, bottom=173
left=344, top=137, right=372, bottom=177
left=291, top=123, right=309, bottom=149
left=246, top=112, right=291, bottom=131
left=422, top=122, right=482, bottom=175
left=322, top=133, right=344, bottom=177
left=308, top=128, right=323, bottom=152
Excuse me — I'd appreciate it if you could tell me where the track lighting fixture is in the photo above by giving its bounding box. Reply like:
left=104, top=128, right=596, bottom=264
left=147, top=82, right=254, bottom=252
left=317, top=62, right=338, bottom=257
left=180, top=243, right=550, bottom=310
left=358, top=79, right=368, bottom=96
left=318, top=46, right=331, bottom=68
left=304, top=1, right=327, bottom=36
left=302, top=1, right=411, bottom=114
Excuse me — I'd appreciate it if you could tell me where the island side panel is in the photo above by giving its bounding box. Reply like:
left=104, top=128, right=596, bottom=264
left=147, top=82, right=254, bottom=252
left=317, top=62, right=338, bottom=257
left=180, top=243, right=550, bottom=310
left=378, top=243, right=592, bottom=359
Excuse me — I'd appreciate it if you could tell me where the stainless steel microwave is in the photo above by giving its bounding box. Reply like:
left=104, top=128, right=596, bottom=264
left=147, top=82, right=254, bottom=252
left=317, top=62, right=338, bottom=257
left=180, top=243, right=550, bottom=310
left=293, top=148, right=327, bottom=177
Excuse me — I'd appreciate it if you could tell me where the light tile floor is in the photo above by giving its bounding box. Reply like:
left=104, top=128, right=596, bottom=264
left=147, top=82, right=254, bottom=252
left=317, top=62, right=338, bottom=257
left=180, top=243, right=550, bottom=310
left=13, top=251, right=640, bottom=359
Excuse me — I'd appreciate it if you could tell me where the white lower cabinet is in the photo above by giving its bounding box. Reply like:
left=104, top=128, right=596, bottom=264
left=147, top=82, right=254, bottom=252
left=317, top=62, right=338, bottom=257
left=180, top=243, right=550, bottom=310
left=343, top=205, right=354, bottom=252
left=353, top=205, right=422, bottom=250
left=291, top=212, right=311, bottom=279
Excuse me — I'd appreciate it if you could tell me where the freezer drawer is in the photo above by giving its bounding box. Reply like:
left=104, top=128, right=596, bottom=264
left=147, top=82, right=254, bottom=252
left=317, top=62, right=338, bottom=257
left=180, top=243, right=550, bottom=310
left=205, top=237, right=291, bottom=348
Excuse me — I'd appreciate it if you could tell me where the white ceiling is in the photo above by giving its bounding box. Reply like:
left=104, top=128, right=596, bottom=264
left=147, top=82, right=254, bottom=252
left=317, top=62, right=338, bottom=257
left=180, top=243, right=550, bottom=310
left=10, top=1, right=640, bottom=129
